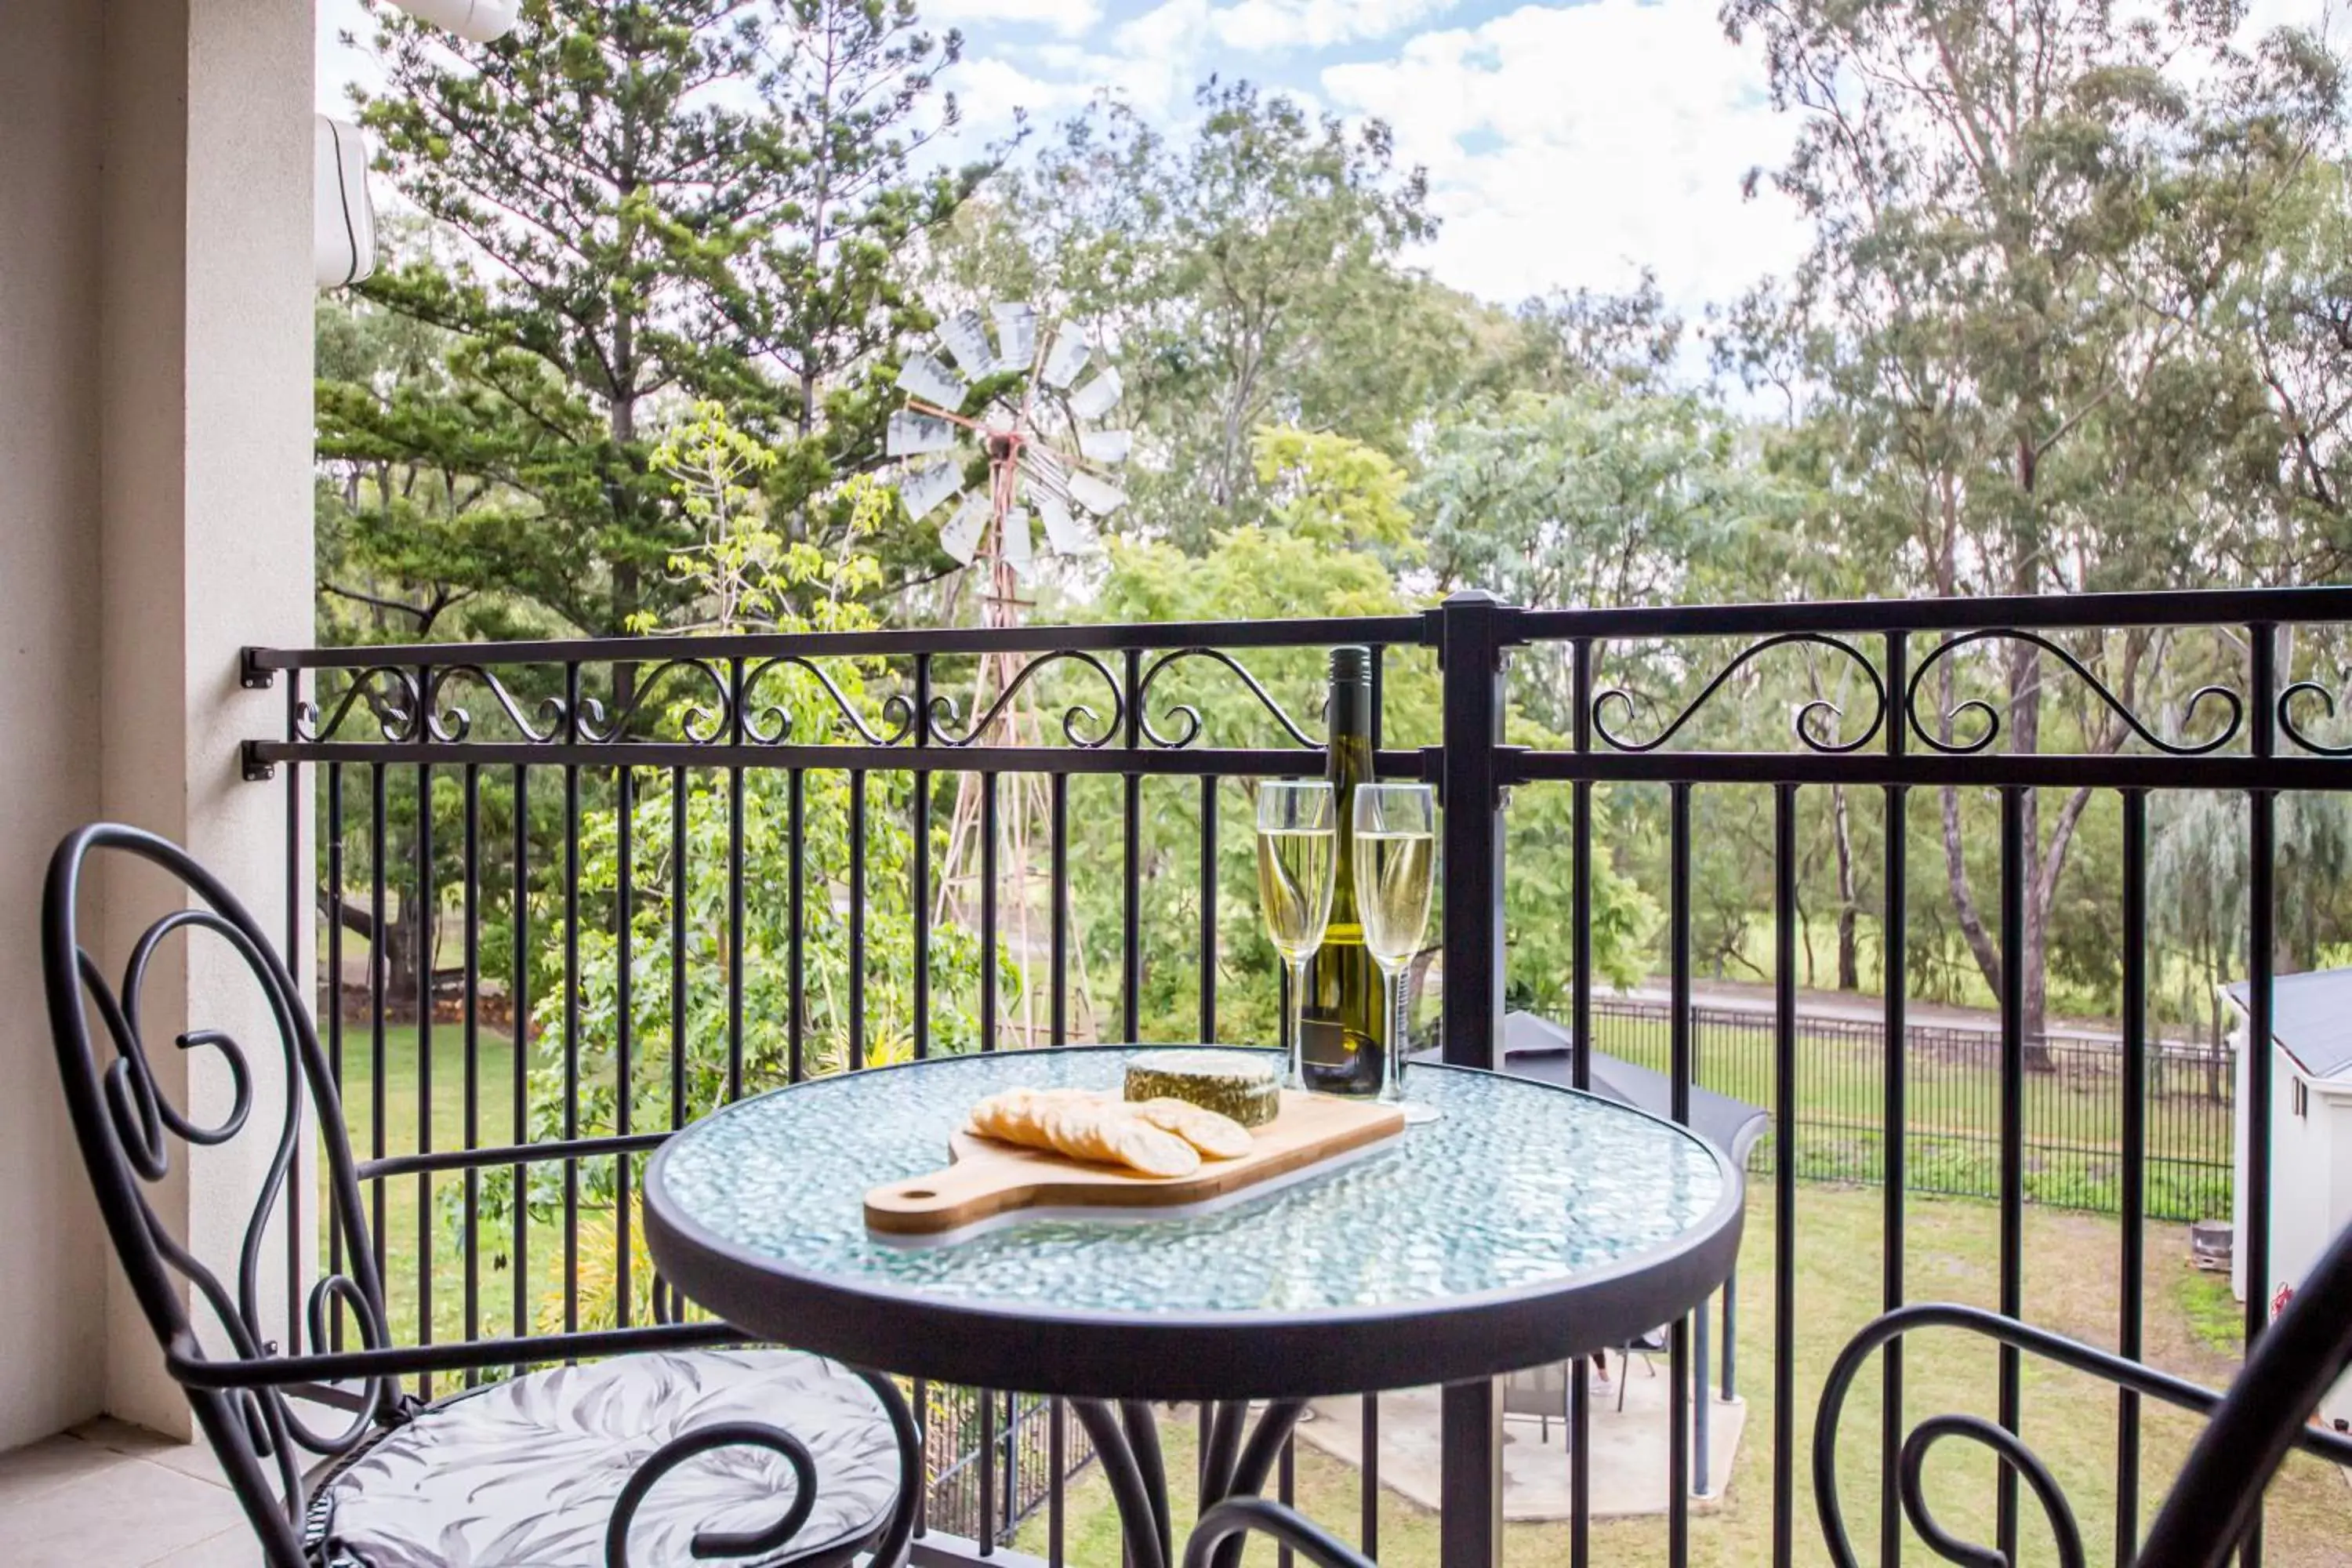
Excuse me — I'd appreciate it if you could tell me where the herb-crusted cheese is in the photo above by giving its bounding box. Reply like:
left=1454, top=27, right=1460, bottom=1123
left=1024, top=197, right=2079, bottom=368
left=1123, top=1051, right=1281, bottom=1128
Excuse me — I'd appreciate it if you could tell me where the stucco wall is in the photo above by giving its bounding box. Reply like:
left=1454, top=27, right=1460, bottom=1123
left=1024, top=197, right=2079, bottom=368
left=0, top=0, right=313, bottom=1450
left=0, top=0, right=111, bottom=1454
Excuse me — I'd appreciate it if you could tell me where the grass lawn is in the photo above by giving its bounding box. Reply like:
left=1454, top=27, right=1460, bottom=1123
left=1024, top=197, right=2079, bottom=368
left=1018, top=1184, right=2352, bottom=1566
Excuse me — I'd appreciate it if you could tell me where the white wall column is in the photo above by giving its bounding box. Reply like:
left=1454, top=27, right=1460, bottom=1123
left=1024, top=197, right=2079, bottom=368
left=0, top=0, right=314, bottom=1449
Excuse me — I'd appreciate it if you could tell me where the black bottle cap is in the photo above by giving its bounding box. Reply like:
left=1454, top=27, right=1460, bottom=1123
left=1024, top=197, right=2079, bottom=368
left=1329, top=645, right=1370, bottom=683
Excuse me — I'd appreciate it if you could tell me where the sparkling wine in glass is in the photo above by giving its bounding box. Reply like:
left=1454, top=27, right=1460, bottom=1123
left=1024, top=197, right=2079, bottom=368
left=1354, top=782, right=1439, bottom=1124
left=1256, top=781, right=1338, bottom=1092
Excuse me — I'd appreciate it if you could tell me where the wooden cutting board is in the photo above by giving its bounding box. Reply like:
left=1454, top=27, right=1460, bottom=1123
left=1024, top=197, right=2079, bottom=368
left=863, top=1091, right=1406, bottom=1236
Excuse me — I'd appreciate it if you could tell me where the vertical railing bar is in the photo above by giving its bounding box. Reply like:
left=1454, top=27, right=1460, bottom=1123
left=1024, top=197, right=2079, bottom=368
left=415, top=750, right=434, bottom=1397
left=850, top=768, right=869, bottom=1073
left=327, top=760, right=345, bottom=1352
left=915, top=653, right=934, bottom=1062
left=2243, top=622, right=2278, bottom=1568
left=982, top=772, right=999, bottom=1052
left=788, top=767, right=807, bottom=1083
left=728, top=656, right=746, bottom=1101
left=615, top=764, right=634, bottom=1329
left=1997, top=784, right=2026, bottom=1560
left=1773, top=781, right=1798, bottom=1568
left=1049, top=1394, right=1066, bottom=1568
left=1053, top=771, right=1070, bottom=1047
left=2118, top=787, right=2148, bottom=1566
left=1362, top=1392, right=1381, bottom=1559
left=368, top=761, right=388, bottom=1290
left=1669, top=780, right=1693, bottom=1564
left=562, top=666, right=583, bottom=1339
left=979, top=1376, right=997, bottom=1557
left=670, top=764, right=688, bottom=1131
left=914, top=1377, right=931, bottom=1540
left=1199, top=775, right=1217, bottom=1044
left=1123, top=647, right=1144, bottom=1043
left=462, top=762, right=481, bottom=1378
left=1882, top=630, right=1909, bottom=1568
left=282, top=676, right=303, bottom=1359
left=1570, top=633, right=1594, bottom=1568
left=511, top=761, right=530, bottom=1344
left=1279, top=1432, right=1297, bottom=1568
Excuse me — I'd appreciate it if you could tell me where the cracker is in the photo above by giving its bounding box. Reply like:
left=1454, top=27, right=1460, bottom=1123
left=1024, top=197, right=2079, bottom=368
left=1131, top=1098, right=1253, bottom=1160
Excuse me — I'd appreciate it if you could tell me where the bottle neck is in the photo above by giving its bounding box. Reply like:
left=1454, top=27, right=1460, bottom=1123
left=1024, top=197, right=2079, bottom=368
left=1326, top=679, right=1373, bottom=786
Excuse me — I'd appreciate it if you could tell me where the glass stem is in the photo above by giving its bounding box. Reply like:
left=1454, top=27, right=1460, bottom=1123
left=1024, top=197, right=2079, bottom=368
left=1380, top=963, right=1406, bottom=1104
left=1286, top=958, right=1309, bottom=1091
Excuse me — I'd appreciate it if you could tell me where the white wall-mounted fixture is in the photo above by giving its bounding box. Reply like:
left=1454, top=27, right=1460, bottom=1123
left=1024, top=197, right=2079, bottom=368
left=314, top=114, right=377, bottom=290
left=386, top=0, right=520, bottom=43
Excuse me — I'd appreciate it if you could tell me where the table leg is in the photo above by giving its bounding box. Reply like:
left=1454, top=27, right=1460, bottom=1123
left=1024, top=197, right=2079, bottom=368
left=1073, top=1398, right=1310, bottom=1568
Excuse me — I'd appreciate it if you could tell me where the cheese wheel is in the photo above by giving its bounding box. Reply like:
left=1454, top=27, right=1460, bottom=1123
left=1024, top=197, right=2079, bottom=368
left=1123, top=1051, right=1281, bottom=1128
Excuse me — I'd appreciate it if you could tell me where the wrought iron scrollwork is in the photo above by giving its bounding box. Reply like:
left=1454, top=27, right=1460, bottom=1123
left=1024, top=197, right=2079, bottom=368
left=1592, top=632, right=1886, bottom=753
left=1905, top=630, right=2243, bottom=757
left=297, top=666, right=427, bottom=743
left=2278, top=680, right=2352, bottom=757
left=742, top=655, right=916, bottom=746
left=1133, top=648, right=1322, bottom=749
left=572, top=659, right=731, bottom=746
left=926, top=649, right=1123, bottom=748
left=419, top=663, right=567, bottom=743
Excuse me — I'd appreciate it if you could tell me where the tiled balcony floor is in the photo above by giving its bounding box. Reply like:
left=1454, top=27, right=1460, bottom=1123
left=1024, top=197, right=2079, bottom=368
left=0, top=1418, right=250, bottom=1566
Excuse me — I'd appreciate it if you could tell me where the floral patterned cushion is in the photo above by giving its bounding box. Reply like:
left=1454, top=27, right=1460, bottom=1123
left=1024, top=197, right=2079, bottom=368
left=307, top=1349, right=903, bottom=1568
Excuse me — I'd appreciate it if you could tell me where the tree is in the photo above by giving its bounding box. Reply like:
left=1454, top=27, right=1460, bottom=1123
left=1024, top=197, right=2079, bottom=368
left=336, top=0, right=979, bottom=642
left=1722, top=0, right=2347, bottom=1056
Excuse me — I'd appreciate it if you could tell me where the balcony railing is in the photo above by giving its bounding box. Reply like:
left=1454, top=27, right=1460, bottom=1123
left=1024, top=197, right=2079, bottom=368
left=241, top=584, right=2352, bottom=1567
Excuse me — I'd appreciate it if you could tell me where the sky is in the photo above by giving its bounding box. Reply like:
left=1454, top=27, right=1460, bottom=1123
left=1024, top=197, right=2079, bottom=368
left=319, top=0, right=2336, bottom=325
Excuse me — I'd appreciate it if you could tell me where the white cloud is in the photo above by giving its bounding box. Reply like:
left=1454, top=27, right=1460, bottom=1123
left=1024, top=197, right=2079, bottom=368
left=1211, top=0, right=1459, bottom=50
left=1323, top=0, right=1806, bottom=312
left=951, top=55, right=1103, bottom=135
left=927, top=0, right=1105, bottom=39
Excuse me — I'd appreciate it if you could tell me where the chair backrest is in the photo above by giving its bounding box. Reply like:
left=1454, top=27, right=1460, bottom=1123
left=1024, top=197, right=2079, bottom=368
left=43, top=824, right=391, bottom=1566
left=2137, top=1207, right=2352, bottom=1568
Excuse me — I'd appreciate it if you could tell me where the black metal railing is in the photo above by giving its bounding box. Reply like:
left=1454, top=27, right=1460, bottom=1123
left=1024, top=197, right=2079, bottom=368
left=241, top=583, right=2352, bottom=1568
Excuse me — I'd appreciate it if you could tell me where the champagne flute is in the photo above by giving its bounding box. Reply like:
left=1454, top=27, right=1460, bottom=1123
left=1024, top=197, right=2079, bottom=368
left=1354, top=782, right=1439, bottom=1124
left=1256, top=781, right=1338, bottom=1092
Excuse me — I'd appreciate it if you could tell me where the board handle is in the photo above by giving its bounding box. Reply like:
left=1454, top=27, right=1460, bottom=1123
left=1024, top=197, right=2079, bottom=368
left=863, top=1156, right=1014, bottom=1234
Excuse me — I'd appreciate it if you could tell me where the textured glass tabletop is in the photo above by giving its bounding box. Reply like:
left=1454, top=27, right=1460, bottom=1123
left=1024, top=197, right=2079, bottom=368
left=648, top=1047, right=1734, bottom=1330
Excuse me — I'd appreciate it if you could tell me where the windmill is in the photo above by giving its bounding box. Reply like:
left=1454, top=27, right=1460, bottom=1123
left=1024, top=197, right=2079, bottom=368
left=886, top=302, right=1132, bottom=1046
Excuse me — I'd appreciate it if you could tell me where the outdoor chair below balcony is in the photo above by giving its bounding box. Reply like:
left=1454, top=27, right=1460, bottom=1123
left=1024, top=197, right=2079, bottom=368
left=42, top=822, right=921, bottom=1568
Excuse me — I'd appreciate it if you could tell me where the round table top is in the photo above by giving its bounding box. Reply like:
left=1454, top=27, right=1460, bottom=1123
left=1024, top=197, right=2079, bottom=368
left=643, top=1046, right=1744, bottom=1402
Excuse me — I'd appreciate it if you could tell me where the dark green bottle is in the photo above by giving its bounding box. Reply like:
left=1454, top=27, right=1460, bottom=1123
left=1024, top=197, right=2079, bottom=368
left=1299, top=647, right=1385, bottom=1096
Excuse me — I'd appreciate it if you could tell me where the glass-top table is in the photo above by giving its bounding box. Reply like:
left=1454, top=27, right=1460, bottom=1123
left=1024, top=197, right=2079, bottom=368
left=644, top=1045, right=1744, bottom=1568
left=643, top=1045, right=1743, bottom=1401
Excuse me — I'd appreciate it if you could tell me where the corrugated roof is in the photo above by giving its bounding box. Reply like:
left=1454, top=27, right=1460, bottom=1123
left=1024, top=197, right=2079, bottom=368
left=2223, top=967, right=2352, bottom=1080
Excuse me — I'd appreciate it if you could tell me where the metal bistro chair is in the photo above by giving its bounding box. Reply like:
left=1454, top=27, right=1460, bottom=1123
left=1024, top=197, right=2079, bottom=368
left=1815, top=1210, right=2352, bottom=1568
left=43, top=824, right=921, bottom=1568
left=1185, top=1218, right=2352, bottom=1568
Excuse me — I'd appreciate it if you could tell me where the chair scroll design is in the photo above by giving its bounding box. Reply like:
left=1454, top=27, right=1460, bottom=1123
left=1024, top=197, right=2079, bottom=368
left=1815, top=1212, right=2352, bottom=1568
left=45, top=824, right=922, bottom=1568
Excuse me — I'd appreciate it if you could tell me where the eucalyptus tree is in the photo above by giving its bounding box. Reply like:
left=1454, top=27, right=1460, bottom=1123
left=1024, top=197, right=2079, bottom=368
left=1721, top=0, right=2347, bottom=1055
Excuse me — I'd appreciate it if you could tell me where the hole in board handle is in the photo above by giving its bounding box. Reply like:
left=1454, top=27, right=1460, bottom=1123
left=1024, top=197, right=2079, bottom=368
left=900, top=1189, right=938, bottom=1200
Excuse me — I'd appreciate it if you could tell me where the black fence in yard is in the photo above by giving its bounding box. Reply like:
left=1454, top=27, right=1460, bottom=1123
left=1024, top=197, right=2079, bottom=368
left=1579, top=998, right=2237, bottom=1221
left=920, top=1385, right=1094, bottom=1548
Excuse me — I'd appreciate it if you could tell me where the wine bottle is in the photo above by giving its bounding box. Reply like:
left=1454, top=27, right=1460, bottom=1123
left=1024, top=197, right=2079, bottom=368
left=1298, top=646, right=1385, bottom=1096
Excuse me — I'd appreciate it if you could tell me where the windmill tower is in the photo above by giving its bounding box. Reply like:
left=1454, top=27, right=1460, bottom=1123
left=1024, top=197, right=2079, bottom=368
left=886, top=303, right=1132, bottom=1047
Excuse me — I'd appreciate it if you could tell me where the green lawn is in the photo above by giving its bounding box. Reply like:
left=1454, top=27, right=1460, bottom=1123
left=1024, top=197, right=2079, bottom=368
left=1018, top=1185, right=2352, bottom=1566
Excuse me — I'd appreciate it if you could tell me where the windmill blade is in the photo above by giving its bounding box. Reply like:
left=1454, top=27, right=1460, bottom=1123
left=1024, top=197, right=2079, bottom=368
left=1019, top=442, right=1073, bottom=501
left=1078, top=428, right=1132, bottom=465
left=1000, top=504, right=1035, bottom=576
left=895, top=353, right=967, bottom=411
left=937, top=308, right=995, bottom=377
left=939, top=493, right=990, bottom=564
left=991, top=302, right=1038, bottom=375
left=1067, top=470, right=1127, bottom=517
left=1040, top=325, right=1091, bottom=389
left=1037, top=493, right=1098, bottom=556
left=1067, top=367, right=1123, bottom=422
left=898, top=459, right=964, bottom=522
left=886, top=411, right=960, bottom=458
